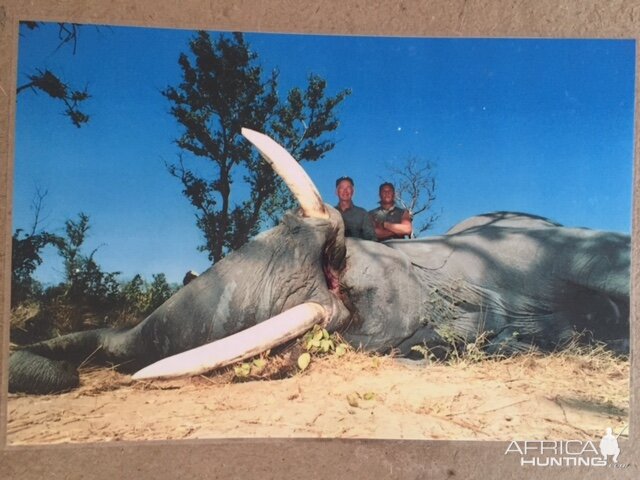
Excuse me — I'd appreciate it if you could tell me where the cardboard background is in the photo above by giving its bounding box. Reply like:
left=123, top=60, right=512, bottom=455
left=1, top=1, right=637, bottom=478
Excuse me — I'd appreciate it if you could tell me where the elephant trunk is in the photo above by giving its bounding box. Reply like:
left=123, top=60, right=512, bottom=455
left=9, top=329, right=103, bottom=394
left=9, top=350, right=80, bottom=394
left=9, top=327, right=144, bottom=394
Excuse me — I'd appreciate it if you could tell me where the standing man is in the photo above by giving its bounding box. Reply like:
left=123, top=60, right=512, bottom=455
left=370, top=182, right=413, bottom=240
left=335, top=176, right=377, bottom=241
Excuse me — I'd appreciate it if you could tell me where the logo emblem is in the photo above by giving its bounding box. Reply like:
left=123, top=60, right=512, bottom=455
left=599, top=427, right=622, bottom=463
left=505, top=426, right=628, bottom=468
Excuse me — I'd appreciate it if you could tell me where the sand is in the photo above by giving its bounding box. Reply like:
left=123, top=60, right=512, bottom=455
left=7, top=349, right=629, bottom=444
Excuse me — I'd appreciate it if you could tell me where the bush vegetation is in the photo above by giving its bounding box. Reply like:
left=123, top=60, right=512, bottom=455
left=11, top=212, right=179, bottom=345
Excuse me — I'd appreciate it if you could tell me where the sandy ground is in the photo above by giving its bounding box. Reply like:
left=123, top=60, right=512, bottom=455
left=7, top=349, right=629, bottom=444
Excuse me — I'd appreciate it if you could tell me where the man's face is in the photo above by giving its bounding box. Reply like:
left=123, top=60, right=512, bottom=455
left=336, top=180, right=354, bottom=203
left=379, top=185, right=395, bottom=205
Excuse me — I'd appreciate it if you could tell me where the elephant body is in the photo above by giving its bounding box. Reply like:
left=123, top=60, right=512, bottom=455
left=341, top=212, right=629, bottom=354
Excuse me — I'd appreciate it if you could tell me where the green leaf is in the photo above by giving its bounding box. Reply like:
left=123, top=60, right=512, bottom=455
left=251, top=358, right=267, bottom=374
left=297, top=352, right=311, bottom=371
left=335, top=345, right=346, bottom=357
left=320, top=339, right=333, bottom=353
left=234, top=362, right=251, bottom=378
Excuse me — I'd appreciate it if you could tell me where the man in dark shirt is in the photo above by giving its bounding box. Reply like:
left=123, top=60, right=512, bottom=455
left=335, top=176, right=376, bottom=241
left=370, top=182, right=413, bottom=240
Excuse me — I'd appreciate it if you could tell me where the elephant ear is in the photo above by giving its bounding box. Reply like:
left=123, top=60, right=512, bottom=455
left=242, top=128, right=328, bottom=220
left=132, top=302, right=328, bottom=380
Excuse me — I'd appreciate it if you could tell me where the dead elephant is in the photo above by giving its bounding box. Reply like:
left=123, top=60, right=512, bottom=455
left=8, top=129, right=630, bottom=394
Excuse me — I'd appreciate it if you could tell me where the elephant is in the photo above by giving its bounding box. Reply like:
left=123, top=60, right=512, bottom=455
left=8, top=129, right=630, bottom=394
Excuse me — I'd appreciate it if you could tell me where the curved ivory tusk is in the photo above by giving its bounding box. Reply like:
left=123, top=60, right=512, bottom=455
left=241, top=128, right=328, bottom=219
left=132, top=302, right=328, bottom=380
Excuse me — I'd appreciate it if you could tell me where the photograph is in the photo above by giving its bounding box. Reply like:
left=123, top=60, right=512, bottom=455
left=2, top=3, right=638, bottom=478
left=6, top=21, right=633, bottom=448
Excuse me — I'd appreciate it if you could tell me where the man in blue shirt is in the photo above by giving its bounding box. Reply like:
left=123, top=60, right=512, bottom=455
left=335, top=176, right=376, bottom=241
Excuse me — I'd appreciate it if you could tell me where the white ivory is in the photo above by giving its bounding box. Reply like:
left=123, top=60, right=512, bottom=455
left=241, top=128, right=328, bottom=219
left=132, top=302, right=327, bottom=380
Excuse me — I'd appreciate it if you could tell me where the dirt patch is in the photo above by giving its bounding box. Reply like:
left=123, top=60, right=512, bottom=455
left=7, top=349, right=629, bottom=444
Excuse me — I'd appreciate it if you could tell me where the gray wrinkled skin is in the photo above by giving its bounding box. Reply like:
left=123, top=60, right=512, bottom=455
left=342, top=211, right=629, bottom=355
left=9, top=208, right=629, bottom=394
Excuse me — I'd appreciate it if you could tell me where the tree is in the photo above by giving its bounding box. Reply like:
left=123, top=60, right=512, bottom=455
left=163, top=31, right=351, bottom=262
left=11, top=189, right=62, bottom=308
left=120, top=274, right=149, bottom=321
left=52, top=213, right=121, bottom=330
left=11, top=205, right=179, bottom=339
left=119, top=273, right=177, bottom=326
left=57, top=213, right=120, bottom=302
left=17, top=22, right=90, bottom=127
left=386, top=156, right=440, bottom=235
left=148, top=273, right=176, bottom=312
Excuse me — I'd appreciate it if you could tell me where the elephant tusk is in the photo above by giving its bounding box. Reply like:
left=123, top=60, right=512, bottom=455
left=132, top=302, right=328, bottom=380
left=241, top=128, right=329, bottom=219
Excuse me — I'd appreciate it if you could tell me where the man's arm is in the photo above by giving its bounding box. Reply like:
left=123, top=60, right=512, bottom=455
left=374, top=222, right=395, bottom=240
left=376, top=210, right=413, bottom=240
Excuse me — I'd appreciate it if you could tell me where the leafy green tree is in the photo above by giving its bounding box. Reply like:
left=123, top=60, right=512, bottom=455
left=52, top=213, right=121, bottom=330
left=58, top=213, right=121, bottom=301
left=10, top=189, right=62, bottom=307
left=11, top=230, right=60, bottom=307
left=148, top=273, right=176, bottom=312
left=120, top=274, right=150, bottom=319
left=17, top=22, right=90, bottom=127
left=119, top=273, right=178, bottom=326
left=11, top=205, right=179, bottom=340
left=163, top=31, right=350, bottom=262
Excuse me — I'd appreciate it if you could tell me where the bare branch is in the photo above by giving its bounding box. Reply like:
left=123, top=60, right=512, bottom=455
left=385, top=156, right=440, bottom=235
left=29, top=187, right=49, bottom=236
left=55, top=23, right=81, bottom=54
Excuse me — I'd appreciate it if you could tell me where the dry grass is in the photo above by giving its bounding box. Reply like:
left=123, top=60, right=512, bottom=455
left=9, top=302, right=41, bottom=342
left=10, top=301, right=41, bottom=330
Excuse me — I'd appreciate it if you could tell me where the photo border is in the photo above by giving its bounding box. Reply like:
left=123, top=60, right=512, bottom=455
left=1, top=1, right=637, bottom=478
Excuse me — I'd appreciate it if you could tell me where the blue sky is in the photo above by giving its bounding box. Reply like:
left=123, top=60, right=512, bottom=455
left=14, top=23, right=636, bottom=285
